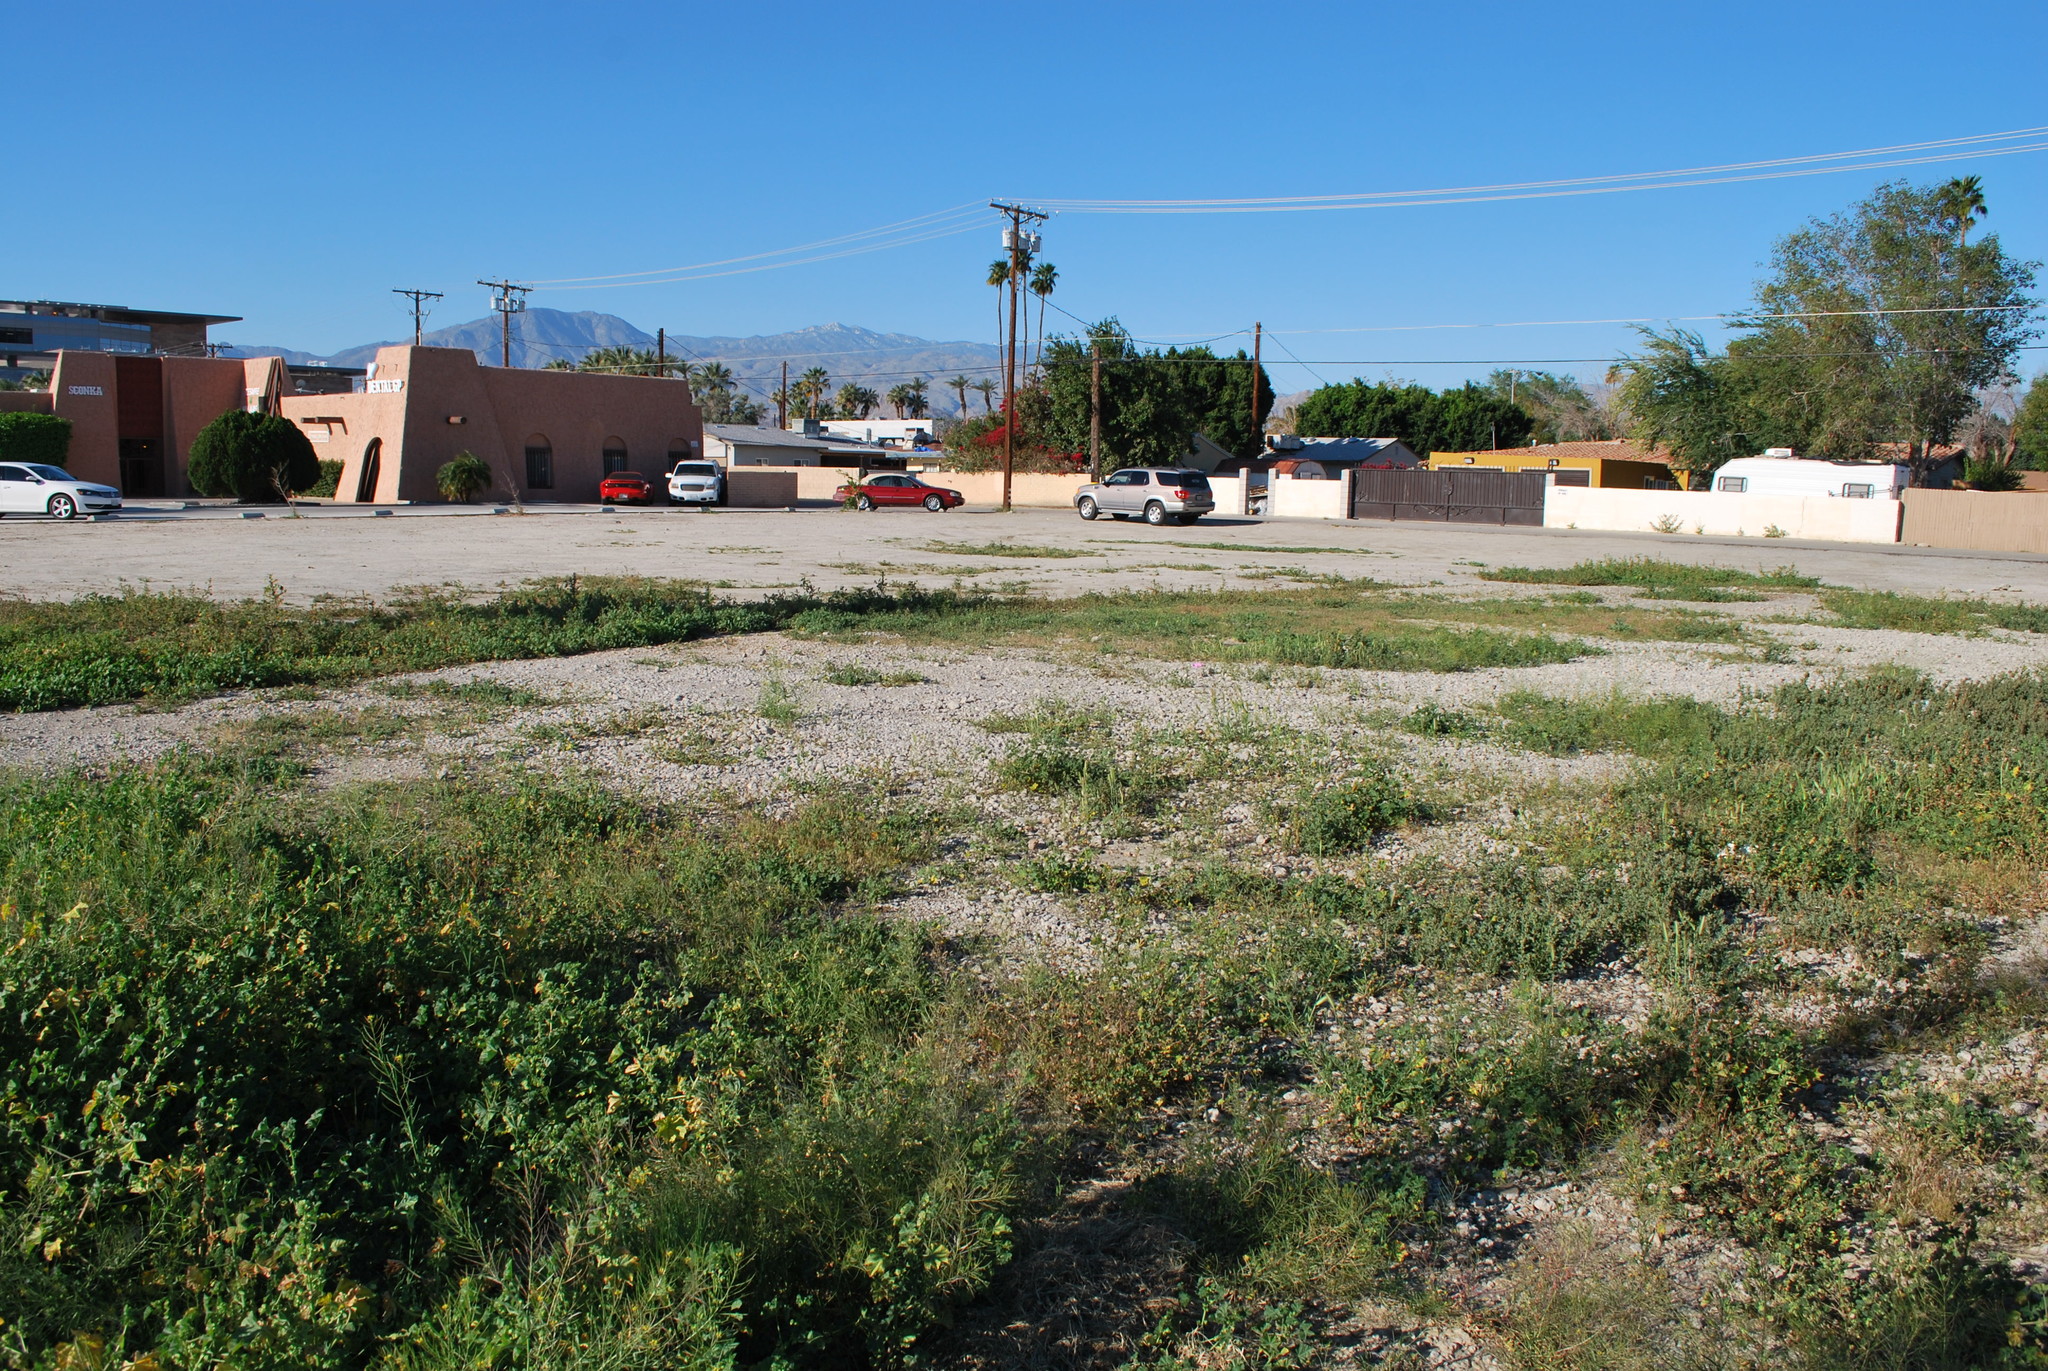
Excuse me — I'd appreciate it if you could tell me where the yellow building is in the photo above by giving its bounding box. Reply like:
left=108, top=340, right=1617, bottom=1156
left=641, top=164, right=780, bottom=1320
left=1425, top=439, right=1678, bottom=489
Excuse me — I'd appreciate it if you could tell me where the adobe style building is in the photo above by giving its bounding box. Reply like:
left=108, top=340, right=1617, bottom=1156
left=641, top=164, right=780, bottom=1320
left=277, top=346, right=704, bottom=503
left=0, top=350, right=291, bottom=496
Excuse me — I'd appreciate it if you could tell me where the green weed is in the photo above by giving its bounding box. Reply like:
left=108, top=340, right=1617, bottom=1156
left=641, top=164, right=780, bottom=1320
left=1481, top=557, right=1819, bottom=593
left=1818, top=589, right=2048, bottom=635
left=820, top=663, right=927, bottom=687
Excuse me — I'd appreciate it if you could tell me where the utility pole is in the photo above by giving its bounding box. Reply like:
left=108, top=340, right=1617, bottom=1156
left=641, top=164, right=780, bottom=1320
left=1250, top=321, right=1263, bottom=458
left=657, top=328, right=666, bottom=379
left=778, top=360, right=788, bottom=430
left=1090, top=335, right=1103, bottom=481
left=393, top=288, right=443, bottom=347
left=989, top=201, right=1046, bottom=512
left=478, top=280, right=529, bottom=367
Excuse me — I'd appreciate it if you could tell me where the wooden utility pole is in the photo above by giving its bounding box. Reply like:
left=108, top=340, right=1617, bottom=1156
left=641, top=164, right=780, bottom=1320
left=392, top=288, right=442, bottom=347
left=778, top=360, right=788, bottom=430
left=477, top=280, right=529, bottom=367
left=1089, top=335, right=1103, bottom=480
left=989, top=201, right=1046, bottom=511
left=657, top=328, right=665, bottom=378
left=1250, top=321, right=1263, bottom=457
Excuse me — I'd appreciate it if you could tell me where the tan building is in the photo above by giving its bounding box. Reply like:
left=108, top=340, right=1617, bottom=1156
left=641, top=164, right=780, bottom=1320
left=278, top=345, right=703, bottom=503
left=0, top=351, right=289, bottom=496
left=1426, top=438, right=1678, bottom=488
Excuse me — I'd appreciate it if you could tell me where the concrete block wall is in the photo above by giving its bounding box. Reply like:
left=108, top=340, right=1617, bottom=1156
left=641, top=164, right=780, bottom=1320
left=1543, top=487, right=1902, bottom=544
left=1267, top=471, right=1351, bottom=520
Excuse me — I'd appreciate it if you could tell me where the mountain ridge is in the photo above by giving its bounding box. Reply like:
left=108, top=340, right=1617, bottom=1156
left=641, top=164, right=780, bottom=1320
left=220, top=310, right=1006, bottom=415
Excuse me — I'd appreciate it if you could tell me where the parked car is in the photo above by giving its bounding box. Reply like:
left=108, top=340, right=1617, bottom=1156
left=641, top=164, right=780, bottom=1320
left=834, top=473, right=965, bottom=511
left=666, top=459, right=725, bottom=508
left=0, top=462, right=121, bottom=520
left=598, top=471, right=654, bottom=505
left=1074, top=467, right=1215, bottom=525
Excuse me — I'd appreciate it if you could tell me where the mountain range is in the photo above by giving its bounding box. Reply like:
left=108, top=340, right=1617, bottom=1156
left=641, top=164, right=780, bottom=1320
left=220, top=310, right=1006, bottom=416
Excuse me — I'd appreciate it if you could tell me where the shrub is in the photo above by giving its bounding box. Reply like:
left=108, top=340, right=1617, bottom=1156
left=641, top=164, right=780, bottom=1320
left=186, top=409, right=320, bottom=500
left=435, top=450, right=493, bottom=502
left=0, top=411, right=72, bottom=466
left=1289, top=766, right=1413, bottom=854
left=304, top=458, right=343, bottom=498
left=1961, top=457, right=2025, bottom=492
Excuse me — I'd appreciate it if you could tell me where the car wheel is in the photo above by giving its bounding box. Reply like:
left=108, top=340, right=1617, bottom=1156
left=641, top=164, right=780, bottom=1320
left=1077, top=496, right=1099, bottom=521
left=1144, top=501, right=1167, bottom=526
left=923, top=494, right=944, bottom=511
left=47, top=494, right=77, bottom=521
left=856, top=494, right=875, bottom=511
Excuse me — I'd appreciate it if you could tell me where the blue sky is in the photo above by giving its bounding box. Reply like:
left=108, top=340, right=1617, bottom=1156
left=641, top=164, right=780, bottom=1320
left=18, top=0, right=2048, bottom=394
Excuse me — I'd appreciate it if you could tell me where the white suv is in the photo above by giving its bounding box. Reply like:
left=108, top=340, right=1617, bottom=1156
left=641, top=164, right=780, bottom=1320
left=667, top=460, right=725, bottom=508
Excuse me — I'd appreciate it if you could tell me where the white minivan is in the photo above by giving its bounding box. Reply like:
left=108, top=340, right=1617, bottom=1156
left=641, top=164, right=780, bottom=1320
left=1708, top=454, right=1908, bottom=501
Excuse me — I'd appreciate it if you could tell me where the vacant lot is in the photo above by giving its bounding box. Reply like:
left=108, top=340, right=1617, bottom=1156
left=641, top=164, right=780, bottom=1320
left=6, top=553, right=2048, bottom=1369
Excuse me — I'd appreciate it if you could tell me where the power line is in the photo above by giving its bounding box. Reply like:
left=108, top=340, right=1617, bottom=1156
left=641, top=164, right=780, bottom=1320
left=477, top=280, right=530, bottom=367
left=525, top=203, right=986, bottom=285
left=391, top=288, right=442, bottom=346
left=1023, top=124, right=2048, bottom=214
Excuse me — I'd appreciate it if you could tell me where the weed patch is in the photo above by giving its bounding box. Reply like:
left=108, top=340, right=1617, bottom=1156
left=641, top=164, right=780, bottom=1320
left=1818, top=589, right=2048, bottom=635
left=1480, top=557, right=1819, bottom=594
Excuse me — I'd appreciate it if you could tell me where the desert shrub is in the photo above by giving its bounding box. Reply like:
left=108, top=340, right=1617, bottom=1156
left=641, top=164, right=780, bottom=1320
left=1287, top=765, right=1414, bottom=854
left=0, top=761, right=1016, bottom=1366
left=1962, top=457, right=2025, bottom=492
left=0, top=411, right=71, bottom=466
left=436, top=450, right=493, bottom=502
left=186, top=409, right=320, bottom=500
left=304, top=458, right=343, bottom=497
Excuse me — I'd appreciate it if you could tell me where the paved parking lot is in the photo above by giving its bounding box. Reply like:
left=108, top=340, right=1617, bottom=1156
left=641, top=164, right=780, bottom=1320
left=1, top=504, right=2043, bottom=603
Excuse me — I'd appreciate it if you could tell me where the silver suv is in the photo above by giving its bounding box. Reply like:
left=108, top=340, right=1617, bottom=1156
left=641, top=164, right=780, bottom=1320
left=1074, top=468, right=1216, bottom=526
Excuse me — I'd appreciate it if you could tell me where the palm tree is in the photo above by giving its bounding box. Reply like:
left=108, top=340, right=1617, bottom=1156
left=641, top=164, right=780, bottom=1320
left=797, top=366, right=831, bottom=419
left=972, top=378, right=997, bottom=413
left=1939, top=176, right=1988, bottom=245
left=836, top=382, right=878, bottom=419
left=690, top=360, right=733, bottom=400
left=905, top=377, right=930, bottom=419
left=885, top=383, right=911, bottom=418
left=987, top=258, right=1011, bottom=358
left=1029, top=262, right=1058, bottom=374
left=946, top=375, right=972, bottom=417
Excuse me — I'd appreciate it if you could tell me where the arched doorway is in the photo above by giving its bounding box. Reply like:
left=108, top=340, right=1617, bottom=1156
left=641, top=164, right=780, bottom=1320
left=524, top=435, right=553, bottom=490
left=602, top=438, right=629, bottom=476
left=354, top=438, right=382, bottom=503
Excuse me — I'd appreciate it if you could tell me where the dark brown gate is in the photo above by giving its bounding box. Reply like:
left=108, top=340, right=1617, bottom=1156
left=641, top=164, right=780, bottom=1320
left=114, top=356, right=166, bottom=496
left=1349, top=468, right=1547, bottom=525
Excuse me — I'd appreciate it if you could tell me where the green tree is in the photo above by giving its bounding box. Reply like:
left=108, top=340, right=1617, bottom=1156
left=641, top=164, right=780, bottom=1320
left=435, top=451, right=493, bottom=503
left=946, top=375, right=972, bottom=417
left=1606, top=330, right=1774, bottom=483
left=972, top=378, right=997, bottom=413
left=1486, top=369, right=1615, bottom=442
left=885, top=383, right=911, bottom=418
left=1032, top=319, right=1275, bottom=465
left=1733, top=179, right=2037, bottom=470
left=2010, top=374, right=2048, bottom=469
left=1028, top=262, right=1057, bottom=373
left=187, top=410, right=320, bottom=501
left=904, top=376, right=930, bottom=419
left=1291, top=379, right=1529, bottom=455
left=795, top=366, right=831, bottom=420
left=0, top=413, right=73, bottom=467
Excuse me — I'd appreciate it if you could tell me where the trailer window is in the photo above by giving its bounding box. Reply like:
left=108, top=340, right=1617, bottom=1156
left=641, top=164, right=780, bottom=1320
left=1716, top=476, right=1747, bottom=493
left=1842, top=483, right=1875, bottom=499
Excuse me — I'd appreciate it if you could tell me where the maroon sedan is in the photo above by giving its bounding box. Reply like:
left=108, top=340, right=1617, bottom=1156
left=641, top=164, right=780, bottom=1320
left=834, top=473, right=965, bottom=512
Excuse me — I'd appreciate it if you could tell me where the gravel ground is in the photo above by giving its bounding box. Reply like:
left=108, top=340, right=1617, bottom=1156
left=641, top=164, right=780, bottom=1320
left=4, top=504, right=2048, bottom=603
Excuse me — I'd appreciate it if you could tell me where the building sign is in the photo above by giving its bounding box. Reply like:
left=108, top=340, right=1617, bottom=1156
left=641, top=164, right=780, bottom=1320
left=66, top=384, right=104, bottom=396
left=367, top=378, right=404, bottom=394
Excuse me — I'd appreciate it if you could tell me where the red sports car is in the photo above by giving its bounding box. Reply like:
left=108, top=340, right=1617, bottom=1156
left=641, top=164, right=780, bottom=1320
left=599, top=471, right=653, bottom=505
left=833, top=473, right=965, bottom=511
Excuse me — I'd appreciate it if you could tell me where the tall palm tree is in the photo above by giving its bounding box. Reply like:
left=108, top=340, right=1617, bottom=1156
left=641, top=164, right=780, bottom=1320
left=987, top=259, right=1011, bottom=359
left=1939, top=176, right=1988, bottom=245
left=946, top=375, right=972, bottom=417
left=885, top=383, right=912, bottom=418
left=905, top=377, right=930, bottom=419
left=797, top=366, right=831, bottom=419
left=1029, top=262, right=1058, bottom=375
left=972, top=378, right=997, bottom=413
left=836, top=382, right=878, bottom=419
left=691, top=360, right=733, bottom=399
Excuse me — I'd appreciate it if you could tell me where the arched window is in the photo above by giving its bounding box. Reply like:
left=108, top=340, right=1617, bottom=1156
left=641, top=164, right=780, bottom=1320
left=355, top=437, right=382, bottom=503
left=602, top=438, right=628, bottom=476
left=525, top=435, right=553, bottom=490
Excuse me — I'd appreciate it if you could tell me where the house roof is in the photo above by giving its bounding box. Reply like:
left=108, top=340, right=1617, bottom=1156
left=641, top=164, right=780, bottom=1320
left=1283, top=437, right=1415, bottom=459
left=1430, top=438, right=1674, bottom=465
left=703, top=423, right=890, bottom=455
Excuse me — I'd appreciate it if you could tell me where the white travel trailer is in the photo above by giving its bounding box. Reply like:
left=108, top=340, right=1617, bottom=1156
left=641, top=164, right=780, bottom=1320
left=1708, top=450, right=1909, bottom=500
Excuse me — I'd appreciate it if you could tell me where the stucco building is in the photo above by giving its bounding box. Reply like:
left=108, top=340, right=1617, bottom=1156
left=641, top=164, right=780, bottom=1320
left=278, top=345, right=703, bottom=503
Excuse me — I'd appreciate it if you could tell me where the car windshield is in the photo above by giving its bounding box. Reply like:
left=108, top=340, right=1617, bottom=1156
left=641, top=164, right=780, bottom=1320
left=674, top=463, right=717, bottom=477
left=25, top=465, right=70, bottom=481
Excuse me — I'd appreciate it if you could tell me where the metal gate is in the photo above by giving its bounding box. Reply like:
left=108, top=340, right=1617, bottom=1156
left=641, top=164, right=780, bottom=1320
left=1349, top=468, right=1547, bottom=525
